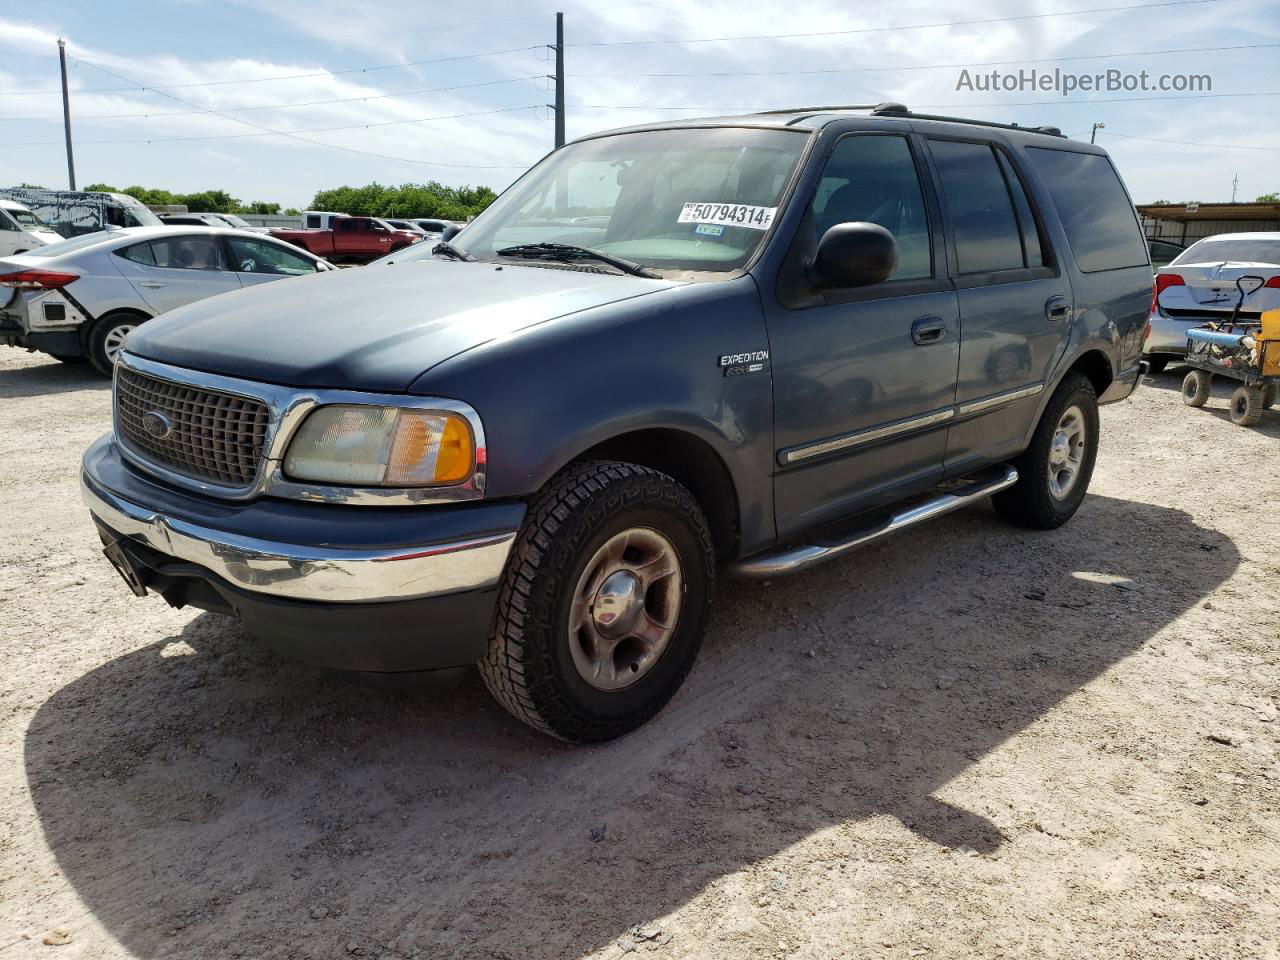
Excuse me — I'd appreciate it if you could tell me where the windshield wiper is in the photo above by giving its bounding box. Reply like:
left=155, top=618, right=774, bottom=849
left=432, top=240, right=476, bottom=262
left=495, top=242, right=659, bottom=278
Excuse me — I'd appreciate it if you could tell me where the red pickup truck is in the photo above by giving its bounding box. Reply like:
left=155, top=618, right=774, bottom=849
left=269, top=216, right=422, bottom=264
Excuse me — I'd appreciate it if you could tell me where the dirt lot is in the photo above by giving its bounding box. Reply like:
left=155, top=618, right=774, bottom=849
left=0, top=349, right=1278, bottom=960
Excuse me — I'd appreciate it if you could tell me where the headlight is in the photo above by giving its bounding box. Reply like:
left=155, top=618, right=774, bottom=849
left=283, top=405, right=475, bottom=487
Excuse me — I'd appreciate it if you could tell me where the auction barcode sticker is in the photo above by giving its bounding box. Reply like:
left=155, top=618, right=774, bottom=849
left=677, top=202, right=777, bottom=231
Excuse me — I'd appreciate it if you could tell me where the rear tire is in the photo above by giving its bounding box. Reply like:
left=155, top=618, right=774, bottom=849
left=993, top=372, right=1099, bottom=530
left=87, top=312, right=145, bottom=376
left=1261, top=385, right=1276, bottom=410
left=480, top=460, right=715, bottom=743
left=1181, top=370, right=1211, bottom=408
left=1229, top=385, right=1264, bottom=426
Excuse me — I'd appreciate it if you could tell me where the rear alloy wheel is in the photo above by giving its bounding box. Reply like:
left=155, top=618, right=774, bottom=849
left=88, top=314, right=142, bottom=375
left=1229, top=385, right=1264, bottom=427
left=993, top=372, right=1099, bottom=530
left=1181, top=370, right=1211, bottom=408
left=480, top=460, right=714, bottom=742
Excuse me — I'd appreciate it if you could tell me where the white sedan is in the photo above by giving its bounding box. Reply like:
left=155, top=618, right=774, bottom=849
left=1144, top=232, right=1280, bottom=372
left=0, top=226, right=334, bottom=373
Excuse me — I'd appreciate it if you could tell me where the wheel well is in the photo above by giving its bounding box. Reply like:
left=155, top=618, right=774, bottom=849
left=574, top=429, right=740, bottom=561
left=1066, top=349, right=1112, bottom=397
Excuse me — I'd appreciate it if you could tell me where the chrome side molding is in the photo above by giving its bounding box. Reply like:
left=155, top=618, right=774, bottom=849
left=730, top=465, right=1019, bottom=578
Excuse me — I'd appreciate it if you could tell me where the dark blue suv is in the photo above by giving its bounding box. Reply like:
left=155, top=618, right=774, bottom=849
left=81, top=104, right=1151, bottom=741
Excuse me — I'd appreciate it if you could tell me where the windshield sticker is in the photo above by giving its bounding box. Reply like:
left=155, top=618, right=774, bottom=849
left=693, top=223, right=725, bottom=238
left=678, top=202, right=777, bottom=231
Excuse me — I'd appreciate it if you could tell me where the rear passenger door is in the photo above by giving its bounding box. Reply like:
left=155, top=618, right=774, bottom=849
left=923, top=137, right=1070, bottom=474
left=112, top=235, right=243, bottom=314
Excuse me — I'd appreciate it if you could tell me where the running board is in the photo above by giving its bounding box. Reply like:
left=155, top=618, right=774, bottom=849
left=730, top=465, right=1019, bottom=578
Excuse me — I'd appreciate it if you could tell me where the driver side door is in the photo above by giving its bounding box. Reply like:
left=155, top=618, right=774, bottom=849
left=763, top=131, right=960, bottom=538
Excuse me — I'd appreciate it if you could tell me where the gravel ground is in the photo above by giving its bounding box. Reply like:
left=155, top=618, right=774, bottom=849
left=0, top=350, right=1278, bottom=960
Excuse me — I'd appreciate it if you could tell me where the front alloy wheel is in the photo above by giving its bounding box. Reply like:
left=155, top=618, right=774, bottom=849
left=568, top=527, right=683, bottom=691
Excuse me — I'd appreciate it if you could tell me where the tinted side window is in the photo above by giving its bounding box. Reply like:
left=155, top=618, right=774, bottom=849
left=810, top=134, right=932, bottom=281
left=929, top=140, right=1024, bottom=274
left=116, top=241, right=157, bottom=266
left=1027, top=148, right=1148, bottom=272
left=335, top=219, right=356, bottom=233
left=305, top=214, right=321, bottom=228
left=228, top=237, right=318, bottom=275
left=146, top=236, right=226, bottom=270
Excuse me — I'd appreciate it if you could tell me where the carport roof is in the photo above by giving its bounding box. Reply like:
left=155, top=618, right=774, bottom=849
left=1137, top=201, right=1280, bottom=222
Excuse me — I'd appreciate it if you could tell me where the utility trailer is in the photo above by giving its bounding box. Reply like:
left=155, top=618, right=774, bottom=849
left=1180, top=277, right=1280, bottom=426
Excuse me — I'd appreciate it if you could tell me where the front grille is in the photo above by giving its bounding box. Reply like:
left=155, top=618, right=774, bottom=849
left=115, top=367, right=270, bottom=487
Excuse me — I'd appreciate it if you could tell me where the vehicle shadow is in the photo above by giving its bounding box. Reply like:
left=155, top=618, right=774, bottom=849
left=24, top=494, right=1237, bottom=959
left=0, top=355, right=109, bottom=399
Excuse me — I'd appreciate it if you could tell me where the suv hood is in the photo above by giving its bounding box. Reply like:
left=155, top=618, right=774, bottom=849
left=125, top=258, right=677, bottom=392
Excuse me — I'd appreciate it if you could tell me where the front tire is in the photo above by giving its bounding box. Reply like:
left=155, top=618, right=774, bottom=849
left=993, top=372, right=1099, bottom=530
left=480, top=461, right=715, bottom=743
left=1181, top=370, right=1211, bottom=407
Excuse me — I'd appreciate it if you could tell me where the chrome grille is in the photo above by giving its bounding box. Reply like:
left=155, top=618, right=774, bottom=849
left=115, top=367, right=270, bottom=487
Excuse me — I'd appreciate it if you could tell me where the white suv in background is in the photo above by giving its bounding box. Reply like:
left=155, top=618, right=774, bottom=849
left=0, top=198, right=61, bottom=256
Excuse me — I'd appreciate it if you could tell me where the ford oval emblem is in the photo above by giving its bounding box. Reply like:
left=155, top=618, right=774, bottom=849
left=141, top=411, right=173, bottom=439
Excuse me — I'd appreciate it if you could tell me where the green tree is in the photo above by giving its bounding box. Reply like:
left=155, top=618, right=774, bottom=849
left=309, top=181, right=497, bottom=220
left=1258, top=192, right=1279, bottom=202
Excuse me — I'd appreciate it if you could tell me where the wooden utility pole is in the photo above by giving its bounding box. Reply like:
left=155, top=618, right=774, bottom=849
left=58, top=39, right=77, bottom=190
left=553, top=12, right=565, bottom=149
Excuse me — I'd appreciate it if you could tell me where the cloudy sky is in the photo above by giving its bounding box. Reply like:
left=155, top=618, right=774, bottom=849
left=1, top=0, right=1277, bottom=208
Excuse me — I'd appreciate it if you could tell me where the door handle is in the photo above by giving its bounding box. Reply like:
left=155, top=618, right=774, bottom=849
left=911, top=315, right=947, bottom=345
left=1045, top=296, right=1071, bottom=321
left=137, top=281, right=165, bottom=288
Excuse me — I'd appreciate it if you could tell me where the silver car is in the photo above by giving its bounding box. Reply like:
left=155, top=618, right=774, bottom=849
left=1144, top=232, right=1280, bottom=373
left=0, top=226, right=333, bottom=373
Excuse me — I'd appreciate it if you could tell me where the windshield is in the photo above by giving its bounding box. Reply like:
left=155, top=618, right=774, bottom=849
left=1175, top=237, right=1280, bottom=265
left=455, top=126, right=810, bottom=277
left=220, top=214, right=250, bottom=227
left=8, top=208, right=49, bottom=228
left=112, top=196, right=162, bottom=228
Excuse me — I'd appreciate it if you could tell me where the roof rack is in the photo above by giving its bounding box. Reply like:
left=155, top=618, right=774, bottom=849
left=752, top=102, right=1065, bottom=138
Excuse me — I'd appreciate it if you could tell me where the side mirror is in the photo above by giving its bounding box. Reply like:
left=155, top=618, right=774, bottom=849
left=440, top=223, right=461, bottom=242
left=809, top=221, right=898, bottom=289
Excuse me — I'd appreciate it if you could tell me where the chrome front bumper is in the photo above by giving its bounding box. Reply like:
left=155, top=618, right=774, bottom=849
left=81, top=465, right=517, bottom=605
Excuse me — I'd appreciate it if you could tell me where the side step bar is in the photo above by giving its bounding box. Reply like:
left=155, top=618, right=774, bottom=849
left=730, top=465, right=1019, bottom=579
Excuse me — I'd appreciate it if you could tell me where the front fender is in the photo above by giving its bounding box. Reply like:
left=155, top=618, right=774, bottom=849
left=412, top=275, right=778, bottom=551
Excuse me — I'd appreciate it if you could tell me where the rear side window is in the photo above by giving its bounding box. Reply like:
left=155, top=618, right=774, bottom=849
left=305, top=214, right=321, bottom=228
left=1027, top=148, right=1148, bottom=272
left=929, top=140, right=1026, bottom=274
left=117, top=236, right=226, bottom=270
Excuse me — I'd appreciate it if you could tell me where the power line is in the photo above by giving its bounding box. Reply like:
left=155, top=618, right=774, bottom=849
left=5, top=105, right=547, bottom=146
left=68, top=58, right=535, bottom=168
left=564, top=0, right=1227, bottom=47
left=1099, top=131, right=1280, bottom=152
left=569, top=41, right=1279, bottom=78
left=1, top=75, right=547, bottom=122
left=0, top=44, right=544, bottom=96
left=570, top=90, right=1280, bottom=111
